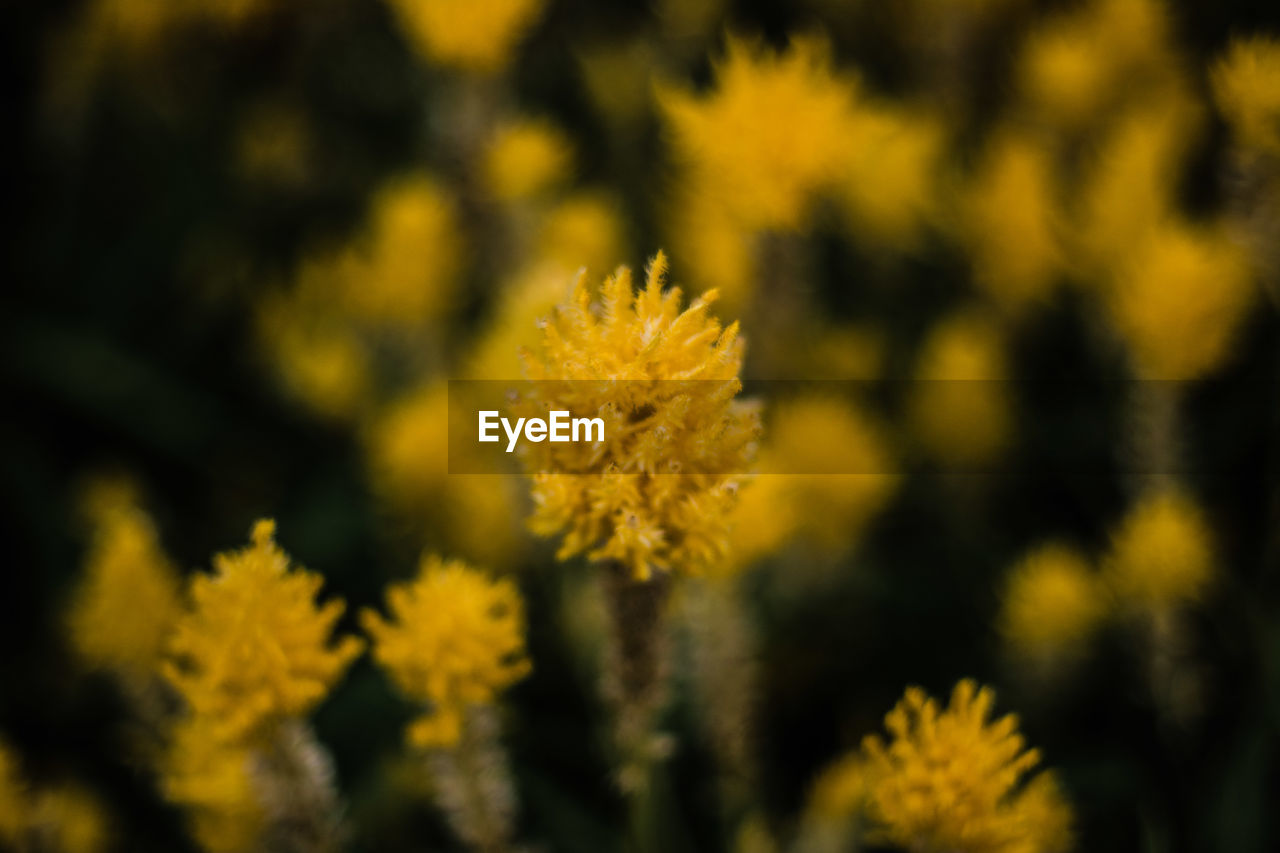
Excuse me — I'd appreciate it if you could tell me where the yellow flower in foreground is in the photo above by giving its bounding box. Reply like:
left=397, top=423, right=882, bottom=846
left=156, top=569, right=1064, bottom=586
left=962, top=133, right=1064, bottom=315
left=519, top=252, right=758, bottom=579
left=363, top=557, right=530, bottom=748
left=161, top=716, right=263, bottom=853
left=1001, top=544, right=1106, bottom=659
left=484, top=119, right=572, bottom=202
left=1105, top=490, right=1214, bottom=611
left=660, top=36, right=856, bottom=230
left=166, top=520, right=363, bottom=744
left=910, top=312, right=1011, bottom=467
left=1212, top=37, right=1280, bottom=155
left=861, top=680, right=1072, bottom=853
left=68, top=496, right=181, bottom=679
left=387, top=0, right=544, bottom=72
left=1108, top=222, right=1252, bottom=380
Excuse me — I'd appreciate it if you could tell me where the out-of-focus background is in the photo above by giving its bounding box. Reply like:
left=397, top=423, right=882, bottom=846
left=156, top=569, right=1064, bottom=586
left=2, top=0, right=1279, bottom=850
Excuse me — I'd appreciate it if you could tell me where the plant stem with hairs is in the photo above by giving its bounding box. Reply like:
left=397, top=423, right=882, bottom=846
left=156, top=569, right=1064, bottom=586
left=427, top=705, right=518, bottom=853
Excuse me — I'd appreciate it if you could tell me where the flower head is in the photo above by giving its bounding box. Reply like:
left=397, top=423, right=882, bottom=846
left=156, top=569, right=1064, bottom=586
left=660, top=35, right=856, bottom=230
left=1001, top=543, right=1107, bottom=659
left=67, top=492, right=181, bottom=679
left=166, top=520, right=363, bottom=744
left=362, top=556, right=530, bottom=748
left=1104, top=489, right=1214, bottom=611
left=860, top=680, right=1072, bottom=853
left=387, top=0, right=545, bottom=73
left=483, top=119, right=573, bottom=202
left=1107, top=221, right=1252, bottom=380
left=1212, top=37, right=1280, bottom=155
left=517, top=252, right=758, bottom=579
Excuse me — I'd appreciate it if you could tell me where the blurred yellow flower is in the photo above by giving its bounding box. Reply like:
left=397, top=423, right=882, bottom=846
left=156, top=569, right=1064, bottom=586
left=162, top=716, right=264, bottom=853
left=67, top=493, right=181, bottom=680
left=519, top=253, right=759, bottom=579
left=962, top=132, right=1064, bottom=315
left=256, top=302, right=373, bottom=421
left=1001, top=543, right=1107, bottom=659
left=660, top=35, right=856, bottom=230
left=166, top=520, right=363, bottom=744
left=32, top=785, right=110, bottom=853
left=1107, top=222, right=1252, bottom=379
left=386, top=0, right=545, bottom=73
left=909, top=312, right=1011, bottom=467
left=577, top=39, right=656, bottom=135
left=1212, top=37, right=1280, bottom=155
left=1105, top=489, right=1214, bottom=611
left=535, top=192, right=628, bottom=279
left=483, top=119, right=573, bottom=202
left=861, top=680, right=1072, bottom=853
left=665, top=186, right=755, bottom=312
left=362, top=556, right=531, bottom=748
left=837, top=104, right=944, bottom=252
left=806, top=752, right=871, bottom=821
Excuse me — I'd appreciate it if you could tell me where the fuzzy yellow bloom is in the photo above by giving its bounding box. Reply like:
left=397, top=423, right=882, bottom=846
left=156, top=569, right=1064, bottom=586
left=1001, top=543, right=1107, bottom=659
left=161, top=716, right=264, bottom=853
left=0, top=741, right=26, bottom=845
left=518, top=253, right=759, bottom=580
left=32, top=786, right=110, bottom=853
left=256, top=299, right=373, bottom=421
left=68, top=496, right=181, bottom=679
left=910, top=312, right=1011, bottom=467
left=1074, top=97, right=1198, bottom=278
left=1108, top=222, right=1252, bottom=379
left=483, top=119, right=572, bottom=202
left=166, top=520, right=363, bottom=744
left=837, top=104, right=944, bottom=252
left=386, top=0, right=544, bottom=73
left=363, top=556, right=531, bottom=749
left=660, top=36, right=856, bottom=230
left=535, top=193, right=628, bottom=279
left=861, top=680, right=1072, bottom=853
left=962, top=133, right=1064, bottom=315
left=665, top=187, right=755, bottom=311
left=1213, top=37, right=1280, bottom=155
left=807, top=752, right=872, bottom=821
left=1105, top=490, right=1214, bottom=611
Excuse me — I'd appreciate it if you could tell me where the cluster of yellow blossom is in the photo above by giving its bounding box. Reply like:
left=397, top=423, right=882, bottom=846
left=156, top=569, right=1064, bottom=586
left=67, top=485, right=181, bottom=680
left=363, top=556, right=531, bottom=748
left=483, top=119, right=573, bottom=202
left=517, top=252, right=759, bottom=580
left=850, top=681, right=1072, bottom=853
left=1104, top=489, right=1214, bottom=612
left=0, top=741, right=110, bottom=853
left=165, top=520, right=363, bottom=745
left=1212, top=37, right=1280, bottom=156
left=1001, top=543, right=1107, bottom=661
left=386, top=0, right=545, bottom=73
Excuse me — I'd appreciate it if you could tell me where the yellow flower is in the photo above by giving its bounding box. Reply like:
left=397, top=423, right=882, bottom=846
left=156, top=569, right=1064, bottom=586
left=386, top=0, right=545, bottom=73
left=665, top=185, right=755, bottom=312
left=861, top=680, right=1072, bottom=853
left=961, top=132, right=1064, bottom=315
left=837, top=104, right=944, bottom=252
left=362, top=556, right=531, bottom=749
left=0, top=741, right=28, bottom=845
left=67, top=493, right=181, bottom=679
left=161, top=716, right=264, bottom=853
left=660, top=35, right=857, bottom=230
left=1104, top=489, right=1214, bottom=611
left=1107, top=222, right=1252, bottom=380
left=32, top=786, right=110, bottom=853
left=909, top=312, right=1011, bottom=467
left=1001, top=543, right=1107, bottom=659
left=166, top=520, right=363, bottom=744
left=534, top=193, right=628, bottom=279
left=518, top=252, right=759, bottom=579
left=807, top=752, right=872, bottom=821
left=483, top=119, right=572, bottom=202
left=256, top=298, right=373, bottom=421
left=1213, top=37, right=1280, bottom=155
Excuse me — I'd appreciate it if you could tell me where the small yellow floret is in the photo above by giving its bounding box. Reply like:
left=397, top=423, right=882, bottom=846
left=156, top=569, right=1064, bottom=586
left=362, top=556, right=531, bottom=748
left=1105, top=490, right=1214, bottom=611
left=518, top=252, right=759, bottom=579
left=1213, top=37, right=1280, bottom=155
left=861, top=680, right=1072, bottom=853
left=1107, top=222, right=1252, bottom=380
left=1001, top=543, right=1106, bottom=658
left=660, top=36, right=856, bottom=230
left=483, top=119, right=572, bottom=202
left=166, top=520, right=363, bottom=744
left=386, top=0, right=545, bottom=73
